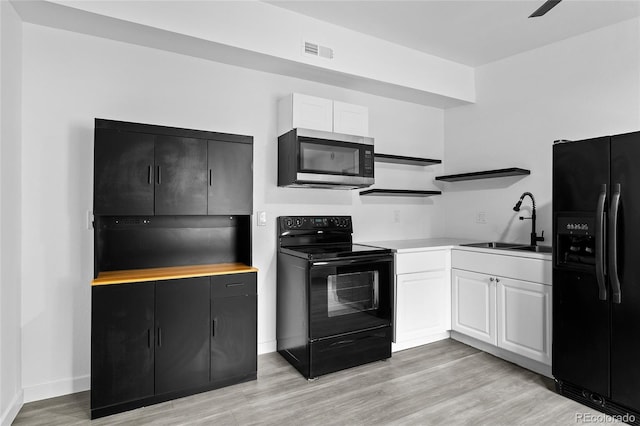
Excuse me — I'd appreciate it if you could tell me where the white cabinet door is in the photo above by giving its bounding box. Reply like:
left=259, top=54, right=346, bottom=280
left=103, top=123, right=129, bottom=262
left=395, top=270, right=450, bottom=344
left=497, top=278, right=552, bottom=365
left=333, top=101, right=369, bottom=136
left=277, top=93, right=333, bottom=135
left=451, top=269, right=496, bottom=345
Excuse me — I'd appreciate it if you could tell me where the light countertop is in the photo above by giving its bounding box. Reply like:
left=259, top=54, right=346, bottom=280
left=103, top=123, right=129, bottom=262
left=361, top=238, right=478, bottom=253
left=92, top=262, right=258, bottom=286
left=361, top=238, right=552, bottom=260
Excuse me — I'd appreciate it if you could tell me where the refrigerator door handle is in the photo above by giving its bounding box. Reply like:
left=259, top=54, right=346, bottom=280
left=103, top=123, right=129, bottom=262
left=595, top=184, right=607, bottom=301
left=609, top=183, right=622, bottom=304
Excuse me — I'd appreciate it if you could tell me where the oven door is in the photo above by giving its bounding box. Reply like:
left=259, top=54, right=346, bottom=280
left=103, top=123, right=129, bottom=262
left=308, top=254, right=393, bottom=340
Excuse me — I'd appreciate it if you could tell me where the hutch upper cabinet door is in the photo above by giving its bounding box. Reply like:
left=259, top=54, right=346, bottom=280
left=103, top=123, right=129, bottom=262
left=208, top=139, right=253, bottom=215
left=155, top=136, right=208, bottom=215
left=94, top=129, right=155, bottom=215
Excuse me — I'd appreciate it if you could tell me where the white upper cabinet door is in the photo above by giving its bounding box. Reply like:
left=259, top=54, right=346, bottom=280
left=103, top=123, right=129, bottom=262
left=451, top=269, right=497, bottom=345
left=277, top=93, right=333, bottom=135
left=497, top=278, right=552, bottom=365
left=333, top=101, right=369, bottom=137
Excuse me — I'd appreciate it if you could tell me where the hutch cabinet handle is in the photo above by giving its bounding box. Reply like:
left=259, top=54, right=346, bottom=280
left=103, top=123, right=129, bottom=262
left=147, top=165, right=152, bottom=184
left=157, top=327, right=162, bottom=347
left=209, top=169, right=213, bottom=187
left=212, top=318, right=217, bottom=337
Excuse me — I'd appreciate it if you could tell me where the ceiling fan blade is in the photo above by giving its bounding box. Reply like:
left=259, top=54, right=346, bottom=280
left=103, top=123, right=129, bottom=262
left=529, top=0, right=562, bottom=18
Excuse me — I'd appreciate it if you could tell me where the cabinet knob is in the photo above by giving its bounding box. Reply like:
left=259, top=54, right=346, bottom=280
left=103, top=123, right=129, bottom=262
left=489, top=277, right=495, bottom=282
left=496, top=278, right=500, bottom=283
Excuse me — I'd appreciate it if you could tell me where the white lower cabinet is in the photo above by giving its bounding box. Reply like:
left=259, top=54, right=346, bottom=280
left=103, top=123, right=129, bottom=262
left=393, top=249, right=450, bottom=351
left=497, top=277, right=551, bottom=364
left=396, top=270, right=450, bottom=344
left=451, top=269, right=496, bottom=345
left=451, top=249, right=552, bottom=370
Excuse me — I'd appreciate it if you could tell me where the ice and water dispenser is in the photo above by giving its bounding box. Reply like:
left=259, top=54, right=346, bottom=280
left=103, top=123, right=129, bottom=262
left=555, top=215, right=596, bottom=267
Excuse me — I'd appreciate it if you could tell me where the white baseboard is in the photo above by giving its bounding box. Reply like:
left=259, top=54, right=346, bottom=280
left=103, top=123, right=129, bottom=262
left=0, top=389, right=23, bottom=426
left=23, top=343, right=277, bottom=404
left=258, top=340, right=277, bottom=355
left=23, top=375, right=90, bottom=403
left=450, top=331, right=552, bottom=378
left=392, top=331, right=450, bottom=353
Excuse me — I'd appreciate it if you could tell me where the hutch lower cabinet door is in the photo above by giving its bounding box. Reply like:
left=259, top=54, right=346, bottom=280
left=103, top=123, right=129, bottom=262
left=91, top=282, right=155, bottom=411
left=210, top=273, right=258, bottom=383
left=154, top=277, right=211, bottom=394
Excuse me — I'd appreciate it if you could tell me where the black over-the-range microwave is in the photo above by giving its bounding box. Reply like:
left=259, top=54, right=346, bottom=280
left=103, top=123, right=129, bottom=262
left=277, top=128, right=375, bottom=189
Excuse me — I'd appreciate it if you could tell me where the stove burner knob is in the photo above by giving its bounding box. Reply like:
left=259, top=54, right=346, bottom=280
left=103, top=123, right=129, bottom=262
left=284, top=218, right=293, bottom=228
left=295, top=218, right=302, bottom=227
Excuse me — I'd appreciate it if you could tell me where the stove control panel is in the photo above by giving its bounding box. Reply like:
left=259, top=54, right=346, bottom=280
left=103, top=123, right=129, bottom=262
left=280, top=216, right=352, bottom=231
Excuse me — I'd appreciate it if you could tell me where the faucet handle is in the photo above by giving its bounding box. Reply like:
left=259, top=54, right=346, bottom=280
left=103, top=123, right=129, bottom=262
left=537, top=230, right=545, bottom=242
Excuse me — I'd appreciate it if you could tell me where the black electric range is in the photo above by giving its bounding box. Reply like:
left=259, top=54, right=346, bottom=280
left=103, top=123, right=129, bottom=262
left=276, top=215, right=394, bottom=380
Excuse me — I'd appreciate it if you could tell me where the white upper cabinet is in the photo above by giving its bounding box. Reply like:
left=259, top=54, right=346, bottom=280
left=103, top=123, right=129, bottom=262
left=278, top=93, right=332, bottom=136
left=277, top=93, right=370, bottom=137
left=333, top=101, right=369, bottom=137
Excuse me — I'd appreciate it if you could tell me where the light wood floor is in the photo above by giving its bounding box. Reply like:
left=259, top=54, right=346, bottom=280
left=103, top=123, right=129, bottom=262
left=13, top=339, right=609, bottom=425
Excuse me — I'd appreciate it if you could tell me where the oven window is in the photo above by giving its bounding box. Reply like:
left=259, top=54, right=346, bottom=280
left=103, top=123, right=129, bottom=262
left=327, top=271, right=379, bottom=317
left=300, top=142, right=360, bottom=175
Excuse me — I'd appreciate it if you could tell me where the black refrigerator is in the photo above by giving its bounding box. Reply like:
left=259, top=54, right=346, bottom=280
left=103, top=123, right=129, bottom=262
left=553, top=130, right=640, bottom=423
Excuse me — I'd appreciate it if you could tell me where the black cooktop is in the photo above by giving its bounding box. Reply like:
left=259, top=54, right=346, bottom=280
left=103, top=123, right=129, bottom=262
left=280, top=243, right=392, bottom=261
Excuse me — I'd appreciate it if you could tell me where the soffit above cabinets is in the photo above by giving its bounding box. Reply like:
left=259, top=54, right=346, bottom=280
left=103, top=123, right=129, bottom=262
left=11, top=0, right=474, bottom=108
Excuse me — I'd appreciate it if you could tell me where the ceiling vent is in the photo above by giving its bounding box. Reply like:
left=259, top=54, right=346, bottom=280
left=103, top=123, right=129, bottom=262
left=303, top=41, right=333, bottom=60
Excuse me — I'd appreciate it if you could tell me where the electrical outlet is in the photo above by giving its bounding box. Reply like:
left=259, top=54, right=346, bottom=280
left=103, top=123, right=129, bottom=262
left=393, top=210, right=400, bottom=223
left=257, top=211, right=267, bottom=226
left=476, top=211, right=487, bottom=224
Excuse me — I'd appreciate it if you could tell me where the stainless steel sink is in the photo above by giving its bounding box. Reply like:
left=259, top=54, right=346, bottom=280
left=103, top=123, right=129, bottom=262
left=461, top=242, right=523, bottom=249
left=461, top=242, right=552, bottom=253
left=508, top=245, right=553, bottom=253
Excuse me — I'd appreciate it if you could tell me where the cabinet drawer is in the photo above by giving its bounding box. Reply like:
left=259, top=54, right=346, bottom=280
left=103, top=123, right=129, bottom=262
left=451, top=250, right=551, bottom=285
left=396, top=250, right=447, bottom=274
left=211, top=272, right=257, bottom=297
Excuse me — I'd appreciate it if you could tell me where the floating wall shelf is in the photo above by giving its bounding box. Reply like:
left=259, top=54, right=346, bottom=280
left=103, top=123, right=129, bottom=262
left=435, top=168, right=531, bottom=182
left=375, top=153, right=441, bottom=166
left=360, top=189, right=442, bottom=197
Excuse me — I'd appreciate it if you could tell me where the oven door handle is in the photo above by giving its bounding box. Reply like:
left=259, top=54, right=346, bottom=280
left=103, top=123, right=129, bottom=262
left=311, top=255, right=392, bottom=267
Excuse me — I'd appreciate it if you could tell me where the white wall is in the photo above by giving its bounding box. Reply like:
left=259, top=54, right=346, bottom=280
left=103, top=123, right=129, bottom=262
left=35, top=0, right=474, bottom=105
left=20, top=22, right=445, bottom=401
left=443, top=18, right=640, bottom=243
left=0, top=1, right=24, bottom=425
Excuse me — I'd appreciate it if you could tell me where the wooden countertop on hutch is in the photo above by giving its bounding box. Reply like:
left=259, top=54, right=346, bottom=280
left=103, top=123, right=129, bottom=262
left=92, top=263, right=258, bottom=286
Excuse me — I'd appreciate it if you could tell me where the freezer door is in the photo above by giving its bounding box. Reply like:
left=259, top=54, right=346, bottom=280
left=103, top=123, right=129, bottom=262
left=552, top=137, right=610, bottom=397
left=610, top=131, right=640, bottom=411
left=553, top=137, right=610, bottom=212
